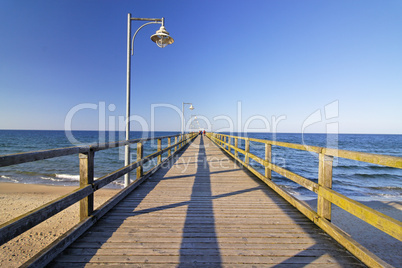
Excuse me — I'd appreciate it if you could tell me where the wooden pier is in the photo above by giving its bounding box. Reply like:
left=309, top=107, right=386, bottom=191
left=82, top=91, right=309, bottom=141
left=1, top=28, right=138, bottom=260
left=1, top=133, right=401, bottom=267
left=47, top=136, right=363, bottom=267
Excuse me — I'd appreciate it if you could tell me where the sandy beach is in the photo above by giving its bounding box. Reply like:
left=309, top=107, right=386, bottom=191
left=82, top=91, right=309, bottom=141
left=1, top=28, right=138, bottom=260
left=1, top=183, right=401, bottom=267
left=305, top=199, right=402, bottom=267
left=0, top=183, right=120, bottom=267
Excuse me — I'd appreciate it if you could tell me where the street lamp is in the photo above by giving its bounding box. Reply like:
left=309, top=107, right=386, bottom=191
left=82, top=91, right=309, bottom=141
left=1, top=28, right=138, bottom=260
left=124, top=13, right=174, bottom=187
left=182, top=102, right=194, bottom=134
left=189, top=115, right=197, bottom=131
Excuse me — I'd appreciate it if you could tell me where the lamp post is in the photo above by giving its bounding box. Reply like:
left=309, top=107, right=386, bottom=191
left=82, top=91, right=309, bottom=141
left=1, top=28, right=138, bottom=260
left=189, top=115, right=197, bottom=132
left=182, top=102, right=194, bottom=134
left=124, top=13, right=174, bottom=187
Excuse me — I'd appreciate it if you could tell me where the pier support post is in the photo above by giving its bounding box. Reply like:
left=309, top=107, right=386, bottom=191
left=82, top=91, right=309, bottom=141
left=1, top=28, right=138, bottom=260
left=234, top=137, right=239, bottom=159
left=79, top=150, right=94, bottom=221
left=318, top=153, right=334, bottom=221
left=265, top=143, right=272, bottom=179
left=136, top=142, right=143, bottom=179
left=168, top=137, right=171, bottom=157
left=157, top=138, right=162, bottom=164
left=245, top=138, right=250, bottom=166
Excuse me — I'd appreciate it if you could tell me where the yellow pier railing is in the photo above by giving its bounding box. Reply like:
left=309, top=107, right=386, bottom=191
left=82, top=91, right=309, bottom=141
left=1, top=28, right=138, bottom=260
left=207, top=132, right=402, bottom=268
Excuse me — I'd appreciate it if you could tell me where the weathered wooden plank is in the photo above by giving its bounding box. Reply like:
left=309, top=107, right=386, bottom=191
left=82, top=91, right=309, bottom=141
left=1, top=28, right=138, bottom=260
left=62, top=247, right=349, bottom=257
left=80, top=231, right=328, bottom=239
left=51, top=254, right=361, bottom=265
left=0, top=146, right=80, bottom=167
left=69, top=241, right=342, bottom=250
left=317, top=153, right=334, bottom=221
left=75, top=235, right=333, bottom=244
left=98, top=217, right=313, bottom=225
left=324, top=147, right=402, bottom=168
left=103, top=210, right=312, bottom=217
left=79, top=151, right=95, bottom=221
left=88, top=226, right=322, bottom=234
left=157, top=138, right=162, bottom=164
left=136, top=141, right=143, bottom=179
left=50, top=263, right=362, bottom=268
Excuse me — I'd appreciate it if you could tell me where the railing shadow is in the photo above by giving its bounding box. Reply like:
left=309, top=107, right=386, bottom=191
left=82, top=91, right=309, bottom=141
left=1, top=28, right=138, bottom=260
left=178, top=135, right=222, bottom=267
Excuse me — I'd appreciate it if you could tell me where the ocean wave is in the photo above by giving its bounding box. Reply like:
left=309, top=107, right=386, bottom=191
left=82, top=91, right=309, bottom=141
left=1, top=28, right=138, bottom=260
left=353, top=173, right=398, bottom=179
left=368, top=186, right=402, bottom=191
left=0, top=175, right=19, bottom=183
left=55, top=173, right=80, bottom=181
left=40, top=176, right=64, bottom=182
left=375, top=193, right=402, bottom=199
left=335, top=173, right=400, bottom=180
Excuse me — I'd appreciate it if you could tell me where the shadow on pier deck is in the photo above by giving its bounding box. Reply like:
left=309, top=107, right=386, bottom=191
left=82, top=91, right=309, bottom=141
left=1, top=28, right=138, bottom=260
left=48, top=135, right=363, bottom=267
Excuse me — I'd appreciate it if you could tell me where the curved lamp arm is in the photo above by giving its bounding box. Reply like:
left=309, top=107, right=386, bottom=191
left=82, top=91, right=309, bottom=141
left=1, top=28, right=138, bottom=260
left=131, top=21, right=162, bottom=56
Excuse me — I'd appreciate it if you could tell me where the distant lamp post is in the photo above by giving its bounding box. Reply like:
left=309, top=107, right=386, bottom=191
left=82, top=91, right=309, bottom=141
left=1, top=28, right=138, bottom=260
left=182, top=102, right=194, bottom=134
left=124, top=14, right=174, bottom=188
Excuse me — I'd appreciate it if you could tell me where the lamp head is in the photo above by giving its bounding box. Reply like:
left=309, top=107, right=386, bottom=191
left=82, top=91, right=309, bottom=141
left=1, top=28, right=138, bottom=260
left=189, top=104, right=194, bottom=110
left=151, top=25, right=174, bottom=48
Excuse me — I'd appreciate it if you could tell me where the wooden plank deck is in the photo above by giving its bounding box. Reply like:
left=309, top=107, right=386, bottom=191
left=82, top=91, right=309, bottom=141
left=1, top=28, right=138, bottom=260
left=49, top=135, right=364, bottom=267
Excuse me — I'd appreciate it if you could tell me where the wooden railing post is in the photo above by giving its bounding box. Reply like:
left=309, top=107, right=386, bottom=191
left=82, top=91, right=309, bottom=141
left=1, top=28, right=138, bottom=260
left=228, top=136, right=231, bottom=152
left=168, top=137, right=171, bottom=157
left=265, top=143, right=272, bottom=179
left=157, top=138, right=162, bottom=164
left=79, top=150, right=94, bottom=221
left=234, top=137, right=239, bottom=159
left=136, top=142, right=143, bottom=179
left=318, top=153, right=334, bottom=221
left=245, top=138, right=250, bottom=165
left=175, top=136, right=178, bottom=152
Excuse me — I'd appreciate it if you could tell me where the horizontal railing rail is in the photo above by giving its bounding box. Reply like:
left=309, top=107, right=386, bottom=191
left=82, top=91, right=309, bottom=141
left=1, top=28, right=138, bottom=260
left=207, top=132, right=401, bottom=268
left=0, top=133, right=198, bottom=248
left=0, top=133, right=185, bottom=168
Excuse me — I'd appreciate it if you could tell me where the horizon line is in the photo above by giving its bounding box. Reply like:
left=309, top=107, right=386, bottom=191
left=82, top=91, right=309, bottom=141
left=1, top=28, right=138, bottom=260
left=0, top=129, right=401, bottom=135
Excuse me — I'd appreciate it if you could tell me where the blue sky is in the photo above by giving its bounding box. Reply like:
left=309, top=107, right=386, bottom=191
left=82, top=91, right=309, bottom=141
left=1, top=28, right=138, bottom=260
left=0, top=0, right=401, bottom=134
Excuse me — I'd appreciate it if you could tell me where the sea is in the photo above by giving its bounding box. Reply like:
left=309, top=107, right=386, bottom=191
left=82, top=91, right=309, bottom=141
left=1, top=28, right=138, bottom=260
left=0, top=130, right=401, bottom=202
